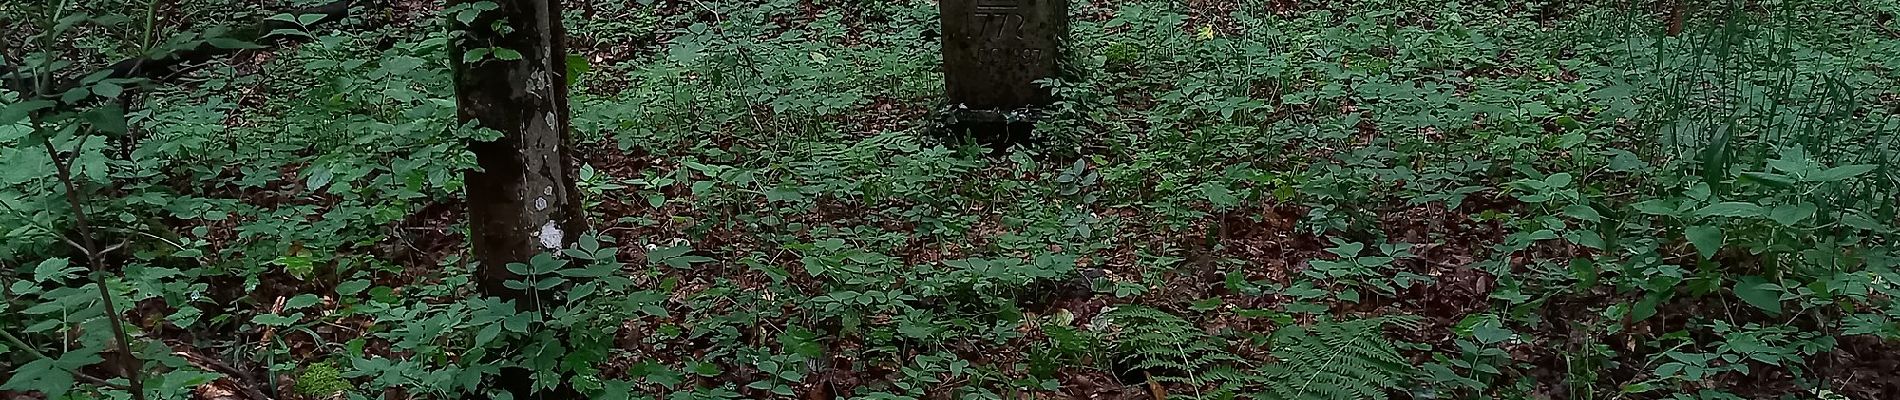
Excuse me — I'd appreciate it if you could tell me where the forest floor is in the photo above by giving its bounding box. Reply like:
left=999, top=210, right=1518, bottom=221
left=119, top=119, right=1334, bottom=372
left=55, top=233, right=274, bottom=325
left=4, top=0, right=1900, bottom=400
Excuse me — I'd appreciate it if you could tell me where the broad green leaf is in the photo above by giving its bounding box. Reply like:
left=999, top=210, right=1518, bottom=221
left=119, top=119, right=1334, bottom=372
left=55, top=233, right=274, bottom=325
left=463, top=48, right=491, bottom=63
left=1767, top=203, right=1816, bottom=226
left=91, top=81, right=123, bottom=98
left=1685, top=225, right=1721, bottom=260
left=205, top=37, right=263, bottom=49
left=1740, top=172, right=1796, bottom=188
left=565, top=53, right=590, bottom=86
left=336, top=280, right=371, bottom=295
left=1732, top=275, right=1783, bottom=314
left=81, top=106, right=127, bottom=134
left=285, top=294, right=321, bottom=309
left=1202, top=183, right=1238, bottom=207
left=305, top=167, right=334, bottom=191
left=1694, top=202, right=1764, bottom=218
left=253, top=313, right=301, bottom=326
left=1805, top=164, right=1876, bottom=182
left=597, top=380, right=635, bottom=400
left=0, top=358, right=72, bottom=395
left=1545, top=172, right=1573, bottom=188
left=0, top=100, right=55, bottom=125
left=1606, top=149, right=1648, bottom=172
left=32, top=257, right=73, bottom=283
left=1562, top=204, right=1601, bottom=221
left=1471, top=323, right=1514, bottom=344
left=493, top=48, right=523, bottom=61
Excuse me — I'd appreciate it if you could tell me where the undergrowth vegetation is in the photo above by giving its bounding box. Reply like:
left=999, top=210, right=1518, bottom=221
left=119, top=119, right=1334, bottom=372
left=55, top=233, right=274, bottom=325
left=3, top=0, right=1898, bottom=399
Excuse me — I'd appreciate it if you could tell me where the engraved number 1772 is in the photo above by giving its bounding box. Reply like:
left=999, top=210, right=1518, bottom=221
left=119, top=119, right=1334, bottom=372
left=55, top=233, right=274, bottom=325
left=967, top=12, right=1026, bottom=41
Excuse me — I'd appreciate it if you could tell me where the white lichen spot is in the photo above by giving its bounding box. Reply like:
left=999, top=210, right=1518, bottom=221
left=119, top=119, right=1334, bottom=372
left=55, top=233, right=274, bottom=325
left=545, top=111, right=558, bottom=132
left=527, top=71, right=551, bottom=98
left=544, top=186, right=555, bottom=196
left=537, top=221, right=564, bottom=250
left=534, top=197, right=548, bottom=211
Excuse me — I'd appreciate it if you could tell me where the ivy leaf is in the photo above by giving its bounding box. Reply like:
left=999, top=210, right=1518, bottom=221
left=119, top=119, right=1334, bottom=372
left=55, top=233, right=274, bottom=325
left=1685, top=225, right=1721, bottom=260
left=1732, top=275, right=1783, bottom=315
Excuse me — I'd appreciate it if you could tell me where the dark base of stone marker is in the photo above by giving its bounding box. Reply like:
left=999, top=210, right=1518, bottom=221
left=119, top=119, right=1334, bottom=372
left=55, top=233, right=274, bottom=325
left=941, top=108, right=1037, bottom=153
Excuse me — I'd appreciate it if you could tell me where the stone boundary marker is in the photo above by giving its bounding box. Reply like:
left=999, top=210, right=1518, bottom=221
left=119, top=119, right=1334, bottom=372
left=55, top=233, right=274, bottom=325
left=939, top=0, right=1066, bottom=145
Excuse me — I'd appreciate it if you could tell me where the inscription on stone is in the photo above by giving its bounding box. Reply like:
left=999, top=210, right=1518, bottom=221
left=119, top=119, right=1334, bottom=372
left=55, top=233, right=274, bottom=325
left=940, top=0, right=1065, bottom=110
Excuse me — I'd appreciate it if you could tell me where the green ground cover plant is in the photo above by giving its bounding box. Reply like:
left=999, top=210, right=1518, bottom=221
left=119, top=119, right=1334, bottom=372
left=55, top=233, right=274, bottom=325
left=3, top=0, right=1898, bottom=399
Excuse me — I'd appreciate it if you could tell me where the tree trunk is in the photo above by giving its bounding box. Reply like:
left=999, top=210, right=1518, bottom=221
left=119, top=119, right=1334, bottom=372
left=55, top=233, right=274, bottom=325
left=1666, top=0, right=1686, bottom=36
left=450, top=0, right=587, bottom=304
left=448, top=0, right=585, bottom=398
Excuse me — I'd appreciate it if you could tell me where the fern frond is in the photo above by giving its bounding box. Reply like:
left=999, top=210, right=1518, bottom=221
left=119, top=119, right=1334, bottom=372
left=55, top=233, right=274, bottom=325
left=1254, top=316, right=1416, bottom=400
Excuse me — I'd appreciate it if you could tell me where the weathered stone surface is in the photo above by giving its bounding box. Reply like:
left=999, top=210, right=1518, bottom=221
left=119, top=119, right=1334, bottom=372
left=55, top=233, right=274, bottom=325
left=940, top=0, right=1066, bottom=110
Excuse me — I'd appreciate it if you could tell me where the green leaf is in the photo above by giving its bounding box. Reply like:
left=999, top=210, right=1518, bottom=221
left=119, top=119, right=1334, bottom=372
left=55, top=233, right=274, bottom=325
left=463, top=48, right=491, bottom=63
left=1805, top=164, right=1877, bottom=182
left=1471, top=323, right=1514, bottom=344
left=1694, top=202, right=1764, bottom=218
left=285, top=294, right=321, bottom=310
left=1732, top=275, right=1783, bottom=315
left=1767, top=203, right=1816, bottom=226
left=305, top=167, right=334, bottom=191
left=91, top=81, right=123, bottom=98
left=205, top=37, right=263, bottom=49
left=336, top=280, right=371, bottom=295
left=1631, top=293, right=1664, bottom=322
left=597, top=380, right=634, bottom=400
left=565, top=54, right=590, bottom=86
left=1685, top=225, right=1721, bottom=260
left=253, top=313, right=301, bottom=326
left=0, top=358, right=72, bottom=395
left=1562, top=204, right=1601, bottom=221
left=1202, top=183, right=1238, bottom=207
left=493, top=48, right=523, bottom=61
left=687, top=361, right=721, bottom=377
left=1545, top=172, right=1574, bottom=188
left=1606, top=149, right=1648, bottom=172
left=0, top=100, right=55, bottom=125
left=82, top=106, right=127, bottom=135
left=296, top=13, right=327, bottom=26
left=33, top=257, right=74, bottom=283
